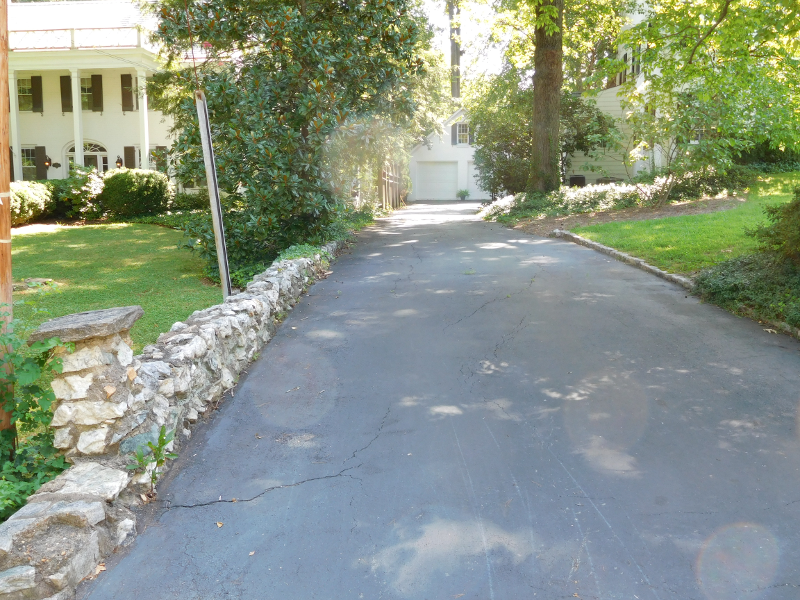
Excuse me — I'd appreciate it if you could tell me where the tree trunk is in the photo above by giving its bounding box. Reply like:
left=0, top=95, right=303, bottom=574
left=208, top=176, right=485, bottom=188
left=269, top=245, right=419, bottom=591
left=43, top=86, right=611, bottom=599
left=528, top=0, right=564, bottom=194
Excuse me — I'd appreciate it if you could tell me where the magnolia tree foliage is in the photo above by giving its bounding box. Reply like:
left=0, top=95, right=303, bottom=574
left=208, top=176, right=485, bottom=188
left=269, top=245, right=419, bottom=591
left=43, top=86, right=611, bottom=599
left=615, top=0, right=800, bottom=203
left=149, top=0, right=440, bottom=264
left=465, top=68, right=619, bottom=197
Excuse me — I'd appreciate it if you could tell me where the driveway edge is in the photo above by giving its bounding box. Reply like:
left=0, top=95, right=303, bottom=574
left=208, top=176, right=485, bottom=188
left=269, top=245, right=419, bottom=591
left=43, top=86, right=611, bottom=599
left=550, top=229, right=694, bottom=290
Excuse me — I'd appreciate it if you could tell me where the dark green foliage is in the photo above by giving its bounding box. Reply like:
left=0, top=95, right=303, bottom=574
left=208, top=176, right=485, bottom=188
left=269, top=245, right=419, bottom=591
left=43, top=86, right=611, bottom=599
left=149, top=0, right=429, bottom=265
left=0, top=319, right=70, bottom=521
left=658, top=165, right=758, bottom=202
left=42, top=167, right=104, bottom=220
left=749, top=186, right=800, bottom=266
left=98, top=169, right=172, bottom=218
left=747, top=161, right=800, bottom=174
left=466, top=68, right=619, bottom=197
left=10, top=181, right=50, bottom=225
left=179, top=205, right=277, bottom=283
left=695, top=253, right=800, bottom=329
left=736, top=141, right=800, bottom=167
left=171, top=189, right=209, bottom=211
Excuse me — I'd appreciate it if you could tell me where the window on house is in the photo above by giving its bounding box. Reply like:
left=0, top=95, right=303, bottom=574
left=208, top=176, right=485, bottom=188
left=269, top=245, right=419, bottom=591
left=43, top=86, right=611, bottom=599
left=457, top=123, right=469, bottom=145
left=620, top=54, right=628, bottom=85
left=18, top=79, right=33, bottom=112
left=21, top=148, right=37, bottom=180
left=81, top=77, right=93, bottom=111
left=67, top=142, right=109, bottom=172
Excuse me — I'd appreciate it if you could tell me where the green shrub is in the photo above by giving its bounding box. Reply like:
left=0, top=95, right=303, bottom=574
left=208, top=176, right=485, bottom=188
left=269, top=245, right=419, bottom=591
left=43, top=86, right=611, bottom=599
left=749, top=185, right=800, bottom=266
left=748, top=161, right=800, bottom=174
left=43, top=167, right=104, bottom=219
left=668, top=165, right=757, bottom=201
left=481, top=184, right=640, bottom=223
left=98, top=169, right=172, bottom=218
left=172, top=189, right=209, bottom=211
left=9, top=181, right=50, bottom=225
left=0, top=318, right=70, bottom=521
left=695, top=253, right=800, bottom=329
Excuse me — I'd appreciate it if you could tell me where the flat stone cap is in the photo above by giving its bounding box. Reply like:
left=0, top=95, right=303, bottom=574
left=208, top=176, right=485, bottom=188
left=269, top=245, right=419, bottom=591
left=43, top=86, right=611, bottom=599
left=29, top=306, right=144, bottom=343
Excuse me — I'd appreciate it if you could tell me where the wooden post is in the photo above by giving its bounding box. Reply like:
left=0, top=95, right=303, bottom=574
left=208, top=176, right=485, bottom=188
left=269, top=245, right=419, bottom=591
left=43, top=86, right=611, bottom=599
left=0, top=0, right=16, bottom=435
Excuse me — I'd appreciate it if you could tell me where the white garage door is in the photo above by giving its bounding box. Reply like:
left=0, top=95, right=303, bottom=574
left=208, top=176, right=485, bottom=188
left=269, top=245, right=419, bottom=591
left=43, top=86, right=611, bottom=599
left=417, top=161, right=458, bottom=201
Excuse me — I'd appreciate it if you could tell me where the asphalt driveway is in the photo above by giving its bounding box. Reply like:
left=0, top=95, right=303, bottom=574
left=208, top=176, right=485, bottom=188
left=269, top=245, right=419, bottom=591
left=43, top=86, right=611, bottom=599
left=81, top=203, right=800, bottom=600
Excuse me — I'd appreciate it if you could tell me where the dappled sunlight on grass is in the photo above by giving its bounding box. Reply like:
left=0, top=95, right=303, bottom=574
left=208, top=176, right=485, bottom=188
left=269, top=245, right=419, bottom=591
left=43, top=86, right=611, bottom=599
left=573, top=172, right=800, bottom=274
left=11, top=223, right=220, bottom=351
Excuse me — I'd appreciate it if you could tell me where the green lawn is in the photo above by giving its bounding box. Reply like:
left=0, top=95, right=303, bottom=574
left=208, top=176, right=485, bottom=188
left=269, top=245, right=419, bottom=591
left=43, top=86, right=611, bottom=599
left=572, top=172, right=800, bottom=275
left=11, top=224, right=221, bottom=351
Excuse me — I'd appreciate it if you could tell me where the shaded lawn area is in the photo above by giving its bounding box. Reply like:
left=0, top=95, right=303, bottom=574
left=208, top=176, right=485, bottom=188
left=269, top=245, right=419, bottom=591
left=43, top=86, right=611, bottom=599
left=11, top=223, right=221, bottom=351
left=572, top=172, right=800, bottom=275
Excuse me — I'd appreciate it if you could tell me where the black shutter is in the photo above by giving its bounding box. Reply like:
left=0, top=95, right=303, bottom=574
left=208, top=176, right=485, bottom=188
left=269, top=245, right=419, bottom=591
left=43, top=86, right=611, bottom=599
left=451, top=123, right=458, bottom=145
left=60, top=76, right=72, bottom=112
left=9, top=149, right=14, bottom=181
left=91, top=74, right=103, bottom=112
left=34, top=146, right=47, bottom=180
left=124, top=146, right=136, bottom=168
left=31, top=76, right=43, bottom=113
left=121, top=74, right=134, bottom=112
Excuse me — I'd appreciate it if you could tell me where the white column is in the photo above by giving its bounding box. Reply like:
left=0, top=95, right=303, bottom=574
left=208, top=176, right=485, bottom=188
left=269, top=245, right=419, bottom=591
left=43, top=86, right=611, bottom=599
left=137, top=70, right=150, bottom=170
left=8, top=71, right=23, bottom=182
left=70, top=69, right=84, bottom=167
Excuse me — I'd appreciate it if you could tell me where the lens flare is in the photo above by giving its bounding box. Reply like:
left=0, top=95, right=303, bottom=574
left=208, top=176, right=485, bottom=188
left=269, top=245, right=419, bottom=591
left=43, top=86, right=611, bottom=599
left=697, top=523, right=779, bottom=600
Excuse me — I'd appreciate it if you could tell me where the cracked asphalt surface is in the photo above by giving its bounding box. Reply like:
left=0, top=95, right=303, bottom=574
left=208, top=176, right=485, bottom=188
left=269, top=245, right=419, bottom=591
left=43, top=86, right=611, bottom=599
left=81, top=203, right=800, bottom=599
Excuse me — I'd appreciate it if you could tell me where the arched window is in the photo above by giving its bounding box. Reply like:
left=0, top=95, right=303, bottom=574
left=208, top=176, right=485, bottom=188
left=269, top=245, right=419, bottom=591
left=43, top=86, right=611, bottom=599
left=66, top=142, right=109, bottom=172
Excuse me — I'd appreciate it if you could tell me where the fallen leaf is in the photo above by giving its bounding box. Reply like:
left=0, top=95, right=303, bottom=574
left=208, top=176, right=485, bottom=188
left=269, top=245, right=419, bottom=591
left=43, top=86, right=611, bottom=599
left=104, top=385, right=116, bottom=398
left=127, top=367, right=137, bottom=382
left=764, top=328, right=777, bottom=334
left=249, top=551, right=255, bottom=556
left=232, top=498, right=238, bottom=503
left=255, top=434, right=263, bottom=439
left=216, top=522, right=224, bottom=528
left=95, top=563, right=106, bottom=576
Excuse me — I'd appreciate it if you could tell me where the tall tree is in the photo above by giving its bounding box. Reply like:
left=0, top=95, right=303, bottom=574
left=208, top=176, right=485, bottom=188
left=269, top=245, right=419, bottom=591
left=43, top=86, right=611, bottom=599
left=465, top=0, right=629, bottom=192
left=149, top=0, right=435, bottom=270
left=528, top=0, right=564, bottom=193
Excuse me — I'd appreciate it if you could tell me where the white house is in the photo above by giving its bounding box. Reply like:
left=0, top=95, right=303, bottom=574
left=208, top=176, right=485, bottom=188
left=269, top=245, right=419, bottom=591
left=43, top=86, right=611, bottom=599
left=408, top=108, right=490, bottom=202
left=7, top=0, right=172, bottom=182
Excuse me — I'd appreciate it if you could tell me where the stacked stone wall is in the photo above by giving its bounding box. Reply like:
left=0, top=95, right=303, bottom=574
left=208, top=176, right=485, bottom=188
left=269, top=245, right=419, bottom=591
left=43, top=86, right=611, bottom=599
left=0, top=242, right=340, bottom=600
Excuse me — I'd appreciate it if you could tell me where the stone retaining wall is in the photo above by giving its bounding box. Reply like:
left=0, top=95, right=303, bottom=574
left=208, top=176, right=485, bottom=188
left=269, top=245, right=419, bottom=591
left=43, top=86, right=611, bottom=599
left=0, top=242, right=341, bottom=600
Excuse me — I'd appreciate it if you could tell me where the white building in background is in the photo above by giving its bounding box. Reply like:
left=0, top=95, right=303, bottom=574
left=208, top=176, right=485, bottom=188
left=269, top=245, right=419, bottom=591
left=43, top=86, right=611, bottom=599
left=408, top=2, right=489, bottom=202
left=7, top=0, right=172, bottom=182
left=407, top=108, right=489, bottom=202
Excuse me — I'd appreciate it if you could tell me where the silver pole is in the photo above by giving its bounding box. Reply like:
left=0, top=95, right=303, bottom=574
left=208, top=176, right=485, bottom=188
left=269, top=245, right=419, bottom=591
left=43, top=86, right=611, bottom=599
left=195, top=90, right=232, bottom=298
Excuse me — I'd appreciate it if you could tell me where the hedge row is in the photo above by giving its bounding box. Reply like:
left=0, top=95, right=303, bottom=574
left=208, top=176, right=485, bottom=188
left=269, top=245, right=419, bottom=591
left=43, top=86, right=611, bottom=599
left=10, top=168, right=178, bottom=225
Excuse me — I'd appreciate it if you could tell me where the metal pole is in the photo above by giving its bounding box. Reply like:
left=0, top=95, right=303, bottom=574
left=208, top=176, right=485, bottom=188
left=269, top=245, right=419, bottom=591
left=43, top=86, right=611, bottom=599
left=0, top=0, right=16, bottom=435
left=194, top=90, right=231, bottom=298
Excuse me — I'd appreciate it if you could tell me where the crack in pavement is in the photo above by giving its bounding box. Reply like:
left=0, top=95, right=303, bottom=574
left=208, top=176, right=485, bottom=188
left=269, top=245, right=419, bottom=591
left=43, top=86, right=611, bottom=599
left=344, top=405, right=392, bottom=464
left=164, top=465, right=361, bottom=510
left=444, top=278, right=537, bottom=330
left=493, top=315, right=529, bottom=358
